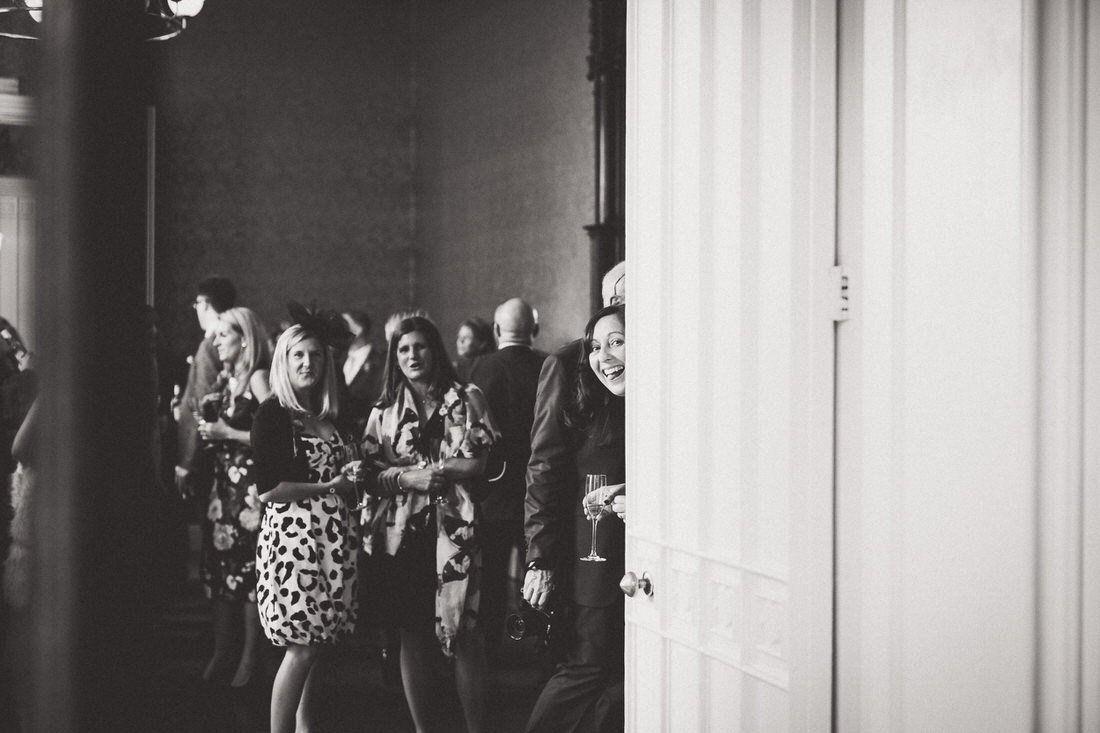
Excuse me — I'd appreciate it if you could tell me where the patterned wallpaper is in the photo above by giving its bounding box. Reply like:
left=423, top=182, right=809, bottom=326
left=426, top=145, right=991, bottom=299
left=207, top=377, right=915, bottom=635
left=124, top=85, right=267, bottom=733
left=7, top=1, right=594, bottom=379
left=413, top=0, right=594, bottom=356
left=150, top=0, right=415, bottom=379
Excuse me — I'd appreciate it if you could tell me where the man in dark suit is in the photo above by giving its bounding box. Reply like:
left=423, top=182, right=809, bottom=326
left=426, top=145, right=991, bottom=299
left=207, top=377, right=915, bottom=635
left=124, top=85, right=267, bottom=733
left=174, top=276, right=235, bottom=499
left=523, top=262, right=625, bottom=732
left=469, top=297, right=548, bottom=662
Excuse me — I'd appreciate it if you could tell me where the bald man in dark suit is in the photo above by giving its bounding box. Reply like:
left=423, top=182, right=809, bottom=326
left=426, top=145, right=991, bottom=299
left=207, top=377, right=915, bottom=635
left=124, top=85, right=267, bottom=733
left=469, top=298, right=548, bottom=661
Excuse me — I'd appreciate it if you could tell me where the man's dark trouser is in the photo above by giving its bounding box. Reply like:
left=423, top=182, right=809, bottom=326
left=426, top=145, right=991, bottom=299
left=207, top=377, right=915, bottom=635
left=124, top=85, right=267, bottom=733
left=525, top=599, right=625, bottom=733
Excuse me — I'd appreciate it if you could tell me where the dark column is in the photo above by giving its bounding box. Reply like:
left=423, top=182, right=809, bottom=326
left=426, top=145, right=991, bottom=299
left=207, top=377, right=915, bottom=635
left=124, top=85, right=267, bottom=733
left=33, top=1, right=156, bottom=730
left=585, top=0, right=626, bottom=310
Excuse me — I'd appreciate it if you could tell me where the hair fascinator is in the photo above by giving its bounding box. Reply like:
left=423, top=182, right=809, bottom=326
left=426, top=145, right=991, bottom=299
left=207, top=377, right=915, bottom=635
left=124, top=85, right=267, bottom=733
left=287, top=301, right=352, bottom=351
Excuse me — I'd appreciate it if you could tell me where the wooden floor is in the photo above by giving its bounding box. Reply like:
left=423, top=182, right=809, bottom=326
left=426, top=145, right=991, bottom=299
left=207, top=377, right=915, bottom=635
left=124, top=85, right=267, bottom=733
left=143, top=525, right=549, bottom=733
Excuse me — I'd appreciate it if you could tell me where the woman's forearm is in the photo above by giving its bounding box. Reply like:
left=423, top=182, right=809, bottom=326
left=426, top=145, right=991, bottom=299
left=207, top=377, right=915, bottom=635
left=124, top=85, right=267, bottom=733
left=442, top=456, right=486, bottom=481
left=260, top=478, right=335, bottom=504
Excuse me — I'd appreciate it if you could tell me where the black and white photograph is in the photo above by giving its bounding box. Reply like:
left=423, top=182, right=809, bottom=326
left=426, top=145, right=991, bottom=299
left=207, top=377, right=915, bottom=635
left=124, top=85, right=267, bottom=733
left=0, top=0, right=1098, bottom=731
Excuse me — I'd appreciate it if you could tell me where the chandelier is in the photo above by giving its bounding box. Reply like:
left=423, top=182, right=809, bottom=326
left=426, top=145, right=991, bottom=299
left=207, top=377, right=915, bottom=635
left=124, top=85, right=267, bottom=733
left=0, top=0, right=204, bottom=41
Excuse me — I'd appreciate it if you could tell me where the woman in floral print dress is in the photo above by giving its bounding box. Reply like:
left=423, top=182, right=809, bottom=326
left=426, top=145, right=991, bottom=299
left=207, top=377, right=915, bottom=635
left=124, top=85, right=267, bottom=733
left=252, top=310, right=359, bottom=733
left=196, top=306, right=272, bottom=688
left=359, top=315, right=497, bottom=733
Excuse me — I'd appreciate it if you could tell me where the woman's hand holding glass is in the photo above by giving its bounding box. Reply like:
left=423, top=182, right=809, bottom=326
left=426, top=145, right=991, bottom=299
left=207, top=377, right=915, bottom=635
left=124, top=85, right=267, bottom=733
left=326, top=472, right=359, bottom=498
left=581, top=481, right=625, bottom=521
left=427, top=438, right=449, bottom=504
left=580, top=474, right=609, bottom=562
left=609, top=491, right=626, bottom=522
left=341, top=460, right=368, bottom=509
left=197, top=416, right=233, bottom=442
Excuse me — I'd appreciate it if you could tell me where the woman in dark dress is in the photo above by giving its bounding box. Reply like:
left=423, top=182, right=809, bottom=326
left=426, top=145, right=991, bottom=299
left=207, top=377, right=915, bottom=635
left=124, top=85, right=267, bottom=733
left=524, top=303, right=626, bottom=733
left=196, top=306, right=272, bottom=687
left=251, top=311, right=359, bottom=733
left=359, top=315, right=497, bottom=733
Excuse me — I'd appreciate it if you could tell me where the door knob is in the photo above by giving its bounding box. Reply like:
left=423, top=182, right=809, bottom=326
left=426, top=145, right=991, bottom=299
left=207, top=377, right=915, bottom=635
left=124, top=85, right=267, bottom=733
left=620, top=571, right=653, bottom=598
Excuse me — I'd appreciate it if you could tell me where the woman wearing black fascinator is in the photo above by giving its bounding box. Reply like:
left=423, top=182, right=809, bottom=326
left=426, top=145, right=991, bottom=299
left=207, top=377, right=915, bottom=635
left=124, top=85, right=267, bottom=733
left=251, top=302, right=359, bottom=733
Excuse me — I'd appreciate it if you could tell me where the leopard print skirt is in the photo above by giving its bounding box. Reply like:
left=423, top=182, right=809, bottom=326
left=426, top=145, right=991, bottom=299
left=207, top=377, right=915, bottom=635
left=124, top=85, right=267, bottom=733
left=256, top=432, right=358, bottom=646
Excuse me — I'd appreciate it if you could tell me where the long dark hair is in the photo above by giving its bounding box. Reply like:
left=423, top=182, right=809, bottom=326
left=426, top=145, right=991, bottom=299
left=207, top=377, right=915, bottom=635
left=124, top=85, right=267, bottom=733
left=564, top=304, right=625, bottom=442
left=377, top=316, right=459, bottom=407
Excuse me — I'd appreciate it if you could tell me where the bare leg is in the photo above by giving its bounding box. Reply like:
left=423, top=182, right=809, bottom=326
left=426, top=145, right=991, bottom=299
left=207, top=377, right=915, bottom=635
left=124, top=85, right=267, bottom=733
left=202, top=597, right=235, bottom=682
left=269, top=644, right=319, bottom=733
left=231, top=601, right=262, bottom=688
left=296, top=646, right=328, bottom=732
left=400, top=629, right=440, bottom=733
left=454, top=629, right=487, bottom=733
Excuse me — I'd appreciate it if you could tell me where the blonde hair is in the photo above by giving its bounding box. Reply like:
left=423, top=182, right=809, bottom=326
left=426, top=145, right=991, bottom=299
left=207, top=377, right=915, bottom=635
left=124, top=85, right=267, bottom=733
left=384, top=308, right=429, bottom=343
left=269, top=324, right=340, bottom=419
left=218, top=307, right=272, bottom=398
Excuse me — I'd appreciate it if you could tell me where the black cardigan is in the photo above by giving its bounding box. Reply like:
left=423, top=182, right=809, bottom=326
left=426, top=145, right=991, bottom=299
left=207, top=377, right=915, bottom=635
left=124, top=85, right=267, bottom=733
left=251, top=397, right=312, bottom=495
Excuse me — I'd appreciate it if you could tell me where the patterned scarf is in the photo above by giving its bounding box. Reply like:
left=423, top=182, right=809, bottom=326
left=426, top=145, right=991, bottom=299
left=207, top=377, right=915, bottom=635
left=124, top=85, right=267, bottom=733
left=360, top=382, right=497, bottom=655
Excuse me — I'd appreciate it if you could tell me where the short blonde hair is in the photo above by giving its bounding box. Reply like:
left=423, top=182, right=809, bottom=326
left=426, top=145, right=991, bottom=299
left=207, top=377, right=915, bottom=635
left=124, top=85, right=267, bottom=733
left=269, top=324, right=340, bottom=419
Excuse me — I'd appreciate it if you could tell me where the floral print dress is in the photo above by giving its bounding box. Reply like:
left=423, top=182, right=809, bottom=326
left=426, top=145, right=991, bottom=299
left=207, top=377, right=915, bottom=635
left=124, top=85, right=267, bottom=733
left=200, top=384, right=263, bottom=602
left=359, top=382, right=497, bottom=655
left=255, top=414, right=358, bottom=646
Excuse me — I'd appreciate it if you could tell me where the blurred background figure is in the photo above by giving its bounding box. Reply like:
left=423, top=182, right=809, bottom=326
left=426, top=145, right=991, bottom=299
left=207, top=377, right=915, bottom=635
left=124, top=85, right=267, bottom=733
left=0, top=318, right=34, bottom=480
left=383, top=308, right=429, bottom=344
left=196, top=306, right=273, bottom=688
left=175, top=276, right=237, bottom=503
left=338, top=309, right=382, bottom=435
left=0, top=318, right=35, bottom=733
left=469, top=298, right=547, bottom=665
left=454, top=316, right=495, bottom=383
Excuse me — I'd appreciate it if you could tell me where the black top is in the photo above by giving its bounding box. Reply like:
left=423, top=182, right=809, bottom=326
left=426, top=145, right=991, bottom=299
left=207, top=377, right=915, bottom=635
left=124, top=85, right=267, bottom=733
left=469, top=344, right=549, bottom=521
left=250, top=397, right=312, bottom=494
left=525, top=340, right=625, bottom=608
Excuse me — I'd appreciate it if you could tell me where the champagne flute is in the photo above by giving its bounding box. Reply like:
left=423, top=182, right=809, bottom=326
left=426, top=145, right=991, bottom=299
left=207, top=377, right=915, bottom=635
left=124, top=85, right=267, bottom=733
left=580, top=473, right=608, bottom=562
left=339, top=441, right=369, bottom=510
left=427, top=437, right=448, bottom=505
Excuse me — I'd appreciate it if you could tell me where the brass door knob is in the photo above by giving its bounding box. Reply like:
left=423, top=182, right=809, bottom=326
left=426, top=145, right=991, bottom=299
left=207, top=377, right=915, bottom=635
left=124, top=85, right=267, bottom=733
left=620, top=571, right=653, bottom=598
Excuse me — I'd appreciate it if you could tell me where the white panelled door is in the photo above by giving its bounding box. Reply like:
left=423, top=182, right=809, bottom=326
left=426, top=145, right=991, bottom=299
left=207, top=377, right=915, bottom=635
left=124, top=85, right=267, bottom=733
left=625, top=1, right=837, bottom=730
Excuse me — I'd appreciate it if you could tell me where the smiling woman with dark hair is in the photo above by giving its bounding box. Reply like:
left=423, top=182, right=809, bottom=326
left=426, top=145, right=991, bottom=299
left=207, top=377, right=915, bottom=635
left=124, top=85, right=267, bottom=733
left=524, top=303, right=627, bottom=733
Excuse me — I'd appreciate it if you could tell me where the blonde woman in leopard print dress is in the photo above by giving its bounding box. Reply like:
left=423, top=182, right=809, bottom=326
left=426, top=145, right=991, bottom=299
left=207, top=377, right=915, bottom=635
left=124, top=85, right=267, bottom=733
left=252, top=317, right=358, bottom=733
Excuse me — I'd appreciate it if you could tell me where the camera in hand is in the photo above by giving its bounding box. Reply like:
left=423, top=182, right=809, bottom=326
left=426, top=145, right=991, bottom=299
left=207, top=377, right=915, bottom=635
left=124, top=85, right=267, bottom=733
left=506, top=603, right=556, bottom=643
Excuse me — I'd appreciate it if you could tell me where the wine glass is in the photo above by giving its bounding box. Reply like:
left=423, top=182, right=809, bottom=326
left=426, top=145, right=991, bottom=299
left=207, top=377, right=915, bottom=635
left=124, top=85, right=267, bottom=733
left=580, top=473, right=608, bottom=562
left=339, top=441, right=369, bottom=510
left=427, top=437, right=448, bottom=505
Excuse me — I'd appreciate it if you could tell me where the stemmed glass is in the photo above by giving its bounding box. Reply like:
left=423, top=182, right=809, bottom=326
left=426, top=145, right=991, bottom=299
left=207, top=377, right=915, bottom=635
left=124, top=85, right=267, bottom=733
left=339, top=441, right=369, bottom=510
left=580, top=473, right=608, bottom=562
left=427, top=437, right=448, bottom=505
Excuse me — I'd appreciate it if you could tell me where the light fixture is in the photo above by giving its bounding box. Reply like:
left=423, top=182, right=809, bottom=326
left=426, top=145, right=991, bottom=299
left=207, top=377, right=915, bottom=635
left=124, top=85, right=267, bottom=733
left=0, top=0, right=204, bottom=41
